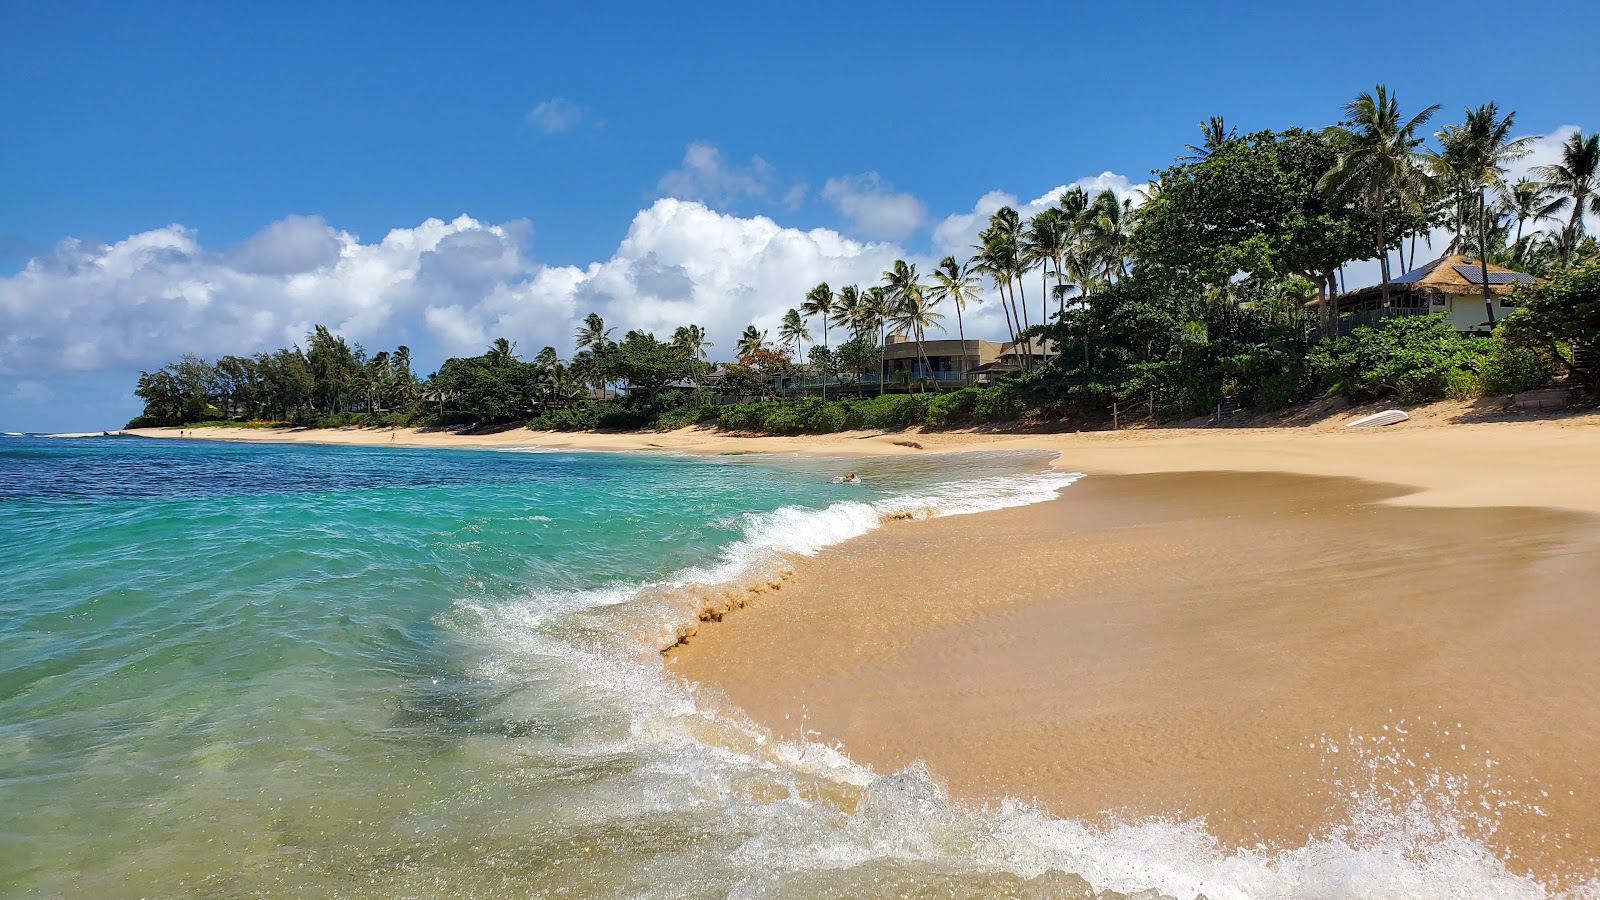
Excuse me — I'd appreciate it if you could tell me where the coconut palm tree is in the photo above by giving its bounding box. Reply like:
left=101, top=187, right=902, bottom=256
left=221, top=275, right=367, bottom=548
left=1428, top=103, right=1535, bottom=324
left=1534, top=130, right=1600, bottom=267
left=735, top=325, right=767, bottom=360
left=487, top=338, right=517, bottom=365
left=831, top=285, right=863, bottom=336
left=671, top=324, right=713, bottom=360
left=1023, top=208, right=1069, bottom=327
left=926, top=256, right=983, bottom=383
left=574, top=313, right=615, bottom=354
left=778, top=309, right=808, bottom=357
left=1499, top=179, right=1561, bottom=251
left=991, top=207, right=1029, bottom=335
left=1320, top=84, right=1440, bottom=311
left=1183, top=116, right=1238, bottom=162
left=800, top=283, right=836, bottom=399
left=882, top=260, right=943, bottom=390
left=969, top=230, right=1016, bottom=348
left=1080, top=190, right=1135, bottom=282
left=861, top=286, right=891, bottom=395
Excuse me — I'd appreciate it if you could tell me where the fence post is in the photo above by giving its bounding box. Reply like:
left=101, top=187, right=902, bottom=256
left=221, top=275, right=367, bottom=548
left=1113, top=401, right=1119, bottom=431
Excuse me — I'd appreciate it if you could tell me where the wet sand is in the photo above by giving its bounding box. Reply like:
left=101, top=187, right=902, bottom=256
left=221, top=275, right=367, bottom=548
left=668, top=472, right=1600, bottom=883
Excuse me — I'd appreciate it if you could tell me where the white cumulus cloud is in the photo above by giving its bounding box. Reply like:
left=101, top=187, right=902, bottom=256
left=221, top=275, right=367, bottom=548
left=822, top=172, right=928, bottom=241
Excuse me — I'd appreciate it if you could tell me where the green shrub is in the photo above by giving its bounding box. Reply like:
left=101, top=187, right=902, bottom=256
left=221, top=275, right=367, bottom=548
left=925, top=389, right=979, bottom=428
left=717, top=402, right=778, bottom=431
left=846, top=394, right=924, bottom=429
left=1307, top=314, right=1484, bottom=404
left=972, top=385, right=1028, bottom=422
left=651, top=405, right=713, bottom=431
left=526, top=403, right=598, bottom=431
left=1481, top=328, right=1559, bottom=395
left=759, top=404, right=807, bottom=434
left=805, top=402, right=848, bottom=433
left=1441, top=368, right=1481, bottom=400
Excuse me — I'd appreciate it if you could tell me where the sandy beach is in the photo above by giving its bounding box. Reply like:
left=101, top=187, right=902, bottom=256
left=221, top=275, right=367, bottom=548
left=128, top=414, right=1600, bottom=883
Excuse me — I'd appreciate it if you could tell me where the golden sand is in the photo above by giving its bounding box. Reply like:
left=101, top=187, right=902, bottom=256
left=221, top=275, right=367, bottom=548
left=668, top=472, right=1600, bottom=882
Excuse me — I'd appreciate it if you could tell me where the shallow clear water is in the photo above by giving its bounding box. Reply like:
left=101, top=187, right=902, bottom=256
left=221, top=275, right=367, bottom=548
left=0, top=435, right=1589, bottom=899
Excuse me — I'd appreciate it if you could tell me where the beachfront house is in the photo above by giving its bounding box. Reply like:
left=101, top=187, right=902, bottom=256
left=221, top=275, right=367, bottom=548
left=879, top=334, right=1056, bottom=386
left=1328, top=254, right=1538, bottom=335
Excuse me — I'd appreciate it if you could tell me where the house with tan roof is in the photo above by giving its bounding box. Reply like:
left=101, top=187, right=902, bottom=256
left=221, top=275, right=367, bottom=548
left=1330, top=253, right=1538, bottom=334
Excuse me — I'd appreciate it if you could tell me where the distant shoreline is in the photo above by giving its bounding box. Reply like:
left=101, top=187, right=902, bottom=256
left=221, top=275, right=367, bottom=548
left=127, top=403, right=1600, bottom=513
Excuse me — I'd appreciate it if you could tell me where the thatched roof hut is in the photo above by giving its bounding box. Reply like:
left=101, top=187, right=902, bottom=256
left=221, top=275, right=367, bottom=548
left=1328, top=254, right=1538, bottom=334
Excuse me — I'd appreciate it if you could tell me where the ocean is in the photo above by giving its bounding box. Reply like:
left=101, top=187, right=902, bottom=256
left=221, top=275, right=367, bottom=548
left=0, top=435, right=1581, bottom=898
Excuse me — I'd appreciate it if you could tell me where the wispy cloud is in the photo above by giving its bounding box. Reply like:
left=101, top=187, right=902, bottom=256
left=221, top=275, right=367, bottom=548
left=656, top=142, right=777, bottom=205
left=822, top=172, right=927, bottom=241
left=525, top=98, right=588, bottom=135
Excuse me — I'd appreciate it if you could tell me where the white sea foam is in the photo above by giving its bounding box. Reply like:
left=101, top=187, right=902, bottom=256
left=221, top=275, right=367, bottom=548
left=451, top=463, right=1598, bottom=900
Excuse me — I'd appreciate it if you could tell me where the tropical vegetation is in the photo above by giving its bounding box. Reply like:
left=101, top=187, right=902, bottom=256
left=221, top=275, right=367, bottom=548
left=130, top=86, right=1600, bottom=432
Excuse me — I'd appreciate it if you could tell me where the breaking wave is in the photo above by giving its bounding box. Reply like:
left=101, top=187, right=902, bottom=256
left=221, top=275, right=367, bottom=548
left=447, top=461, right=1597, bottom=899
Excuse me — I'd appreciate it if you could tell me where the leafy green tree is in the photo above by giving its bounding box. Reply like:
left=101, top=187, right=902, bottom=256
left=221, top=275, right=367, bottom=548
left=608, top=331, right=701, bottom=402
left=835, top=337, right=882, bottom=385
left=1499, top=264, right=1600, bottom=391
left=1534, top=131, right=1600, bottom=266
left=1319, top=85, right=1440, bottom=310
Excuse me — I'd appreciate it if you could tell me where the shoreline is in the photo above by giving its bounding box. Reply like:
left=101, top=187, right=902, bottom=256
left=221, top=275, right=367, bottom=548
left=128, top=412, right=1600, bottom=513
left=121, top=416, right=1600, bottom=883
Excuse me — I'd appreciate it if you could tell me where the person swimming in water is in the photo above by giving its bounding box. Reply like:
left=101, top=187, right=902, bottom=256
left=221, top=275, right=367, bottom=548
left=830, top=472, right=861, bottom=485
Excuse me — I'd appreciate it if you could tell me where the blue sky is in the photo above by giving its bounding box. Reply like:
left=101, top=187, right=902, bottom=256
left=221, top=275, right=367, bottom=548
left=2, top=0, right=1597, bottom=431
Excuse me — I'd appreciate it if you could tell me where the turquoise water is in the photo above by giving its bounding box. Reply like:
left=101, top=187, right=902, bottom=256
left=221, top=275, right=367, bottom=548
left=0, top=436, right=1583, bottom=899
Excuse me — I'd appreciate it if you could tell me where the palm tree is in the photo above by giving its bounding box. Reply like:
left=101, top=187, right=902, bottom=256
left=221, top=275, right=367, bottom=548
left=991, top=207, right=1030, bottom=335
left=1499, top=179, right=1560, bottom=250
left=861, top=286, right=891, bottom=395
left=831, top=285, right=863, bottom=337
left=1534, top=130, right=1600, bottom=267
left=1319, top=84, right=1440, bottom=313
left=882, top=260, right=943, bottom=390
left=800, top=283, right=836, bottom=399
left=1184, top=116, right=1238, bottom=161
left=1080, top=190, right=1135, bottom=282
left=735, top=325, right=767, bottom=360
left=970, top=229, right=1019, bottom=348
left=778, top=309, right=808, bottom=357
left=574, top=313, right=614, bottom=354
left=671, top=324, right=713, bottom=360
left=1023, top=208, right=1069, bottom=327
left=926, top=256, right=983, bottom=383
left=487, top=338, right=517, bottom=365
left=1429, top=103, right=1534, bottom=324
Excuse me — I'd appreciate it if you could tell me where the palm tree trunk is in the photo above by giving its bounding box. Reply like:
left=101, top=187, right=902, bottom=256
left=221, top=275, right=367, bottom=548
left=1377, top=198, right=1391, bottom=308
left=955, top=300, right=967, bottom=385
left=820, top=322, right=828, bottom=401
left=1480, top=189, right=1495, bottom=326
left=878, top=324, right=886, bottom=397
left=1015, top=278, right=1031, bottom=370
